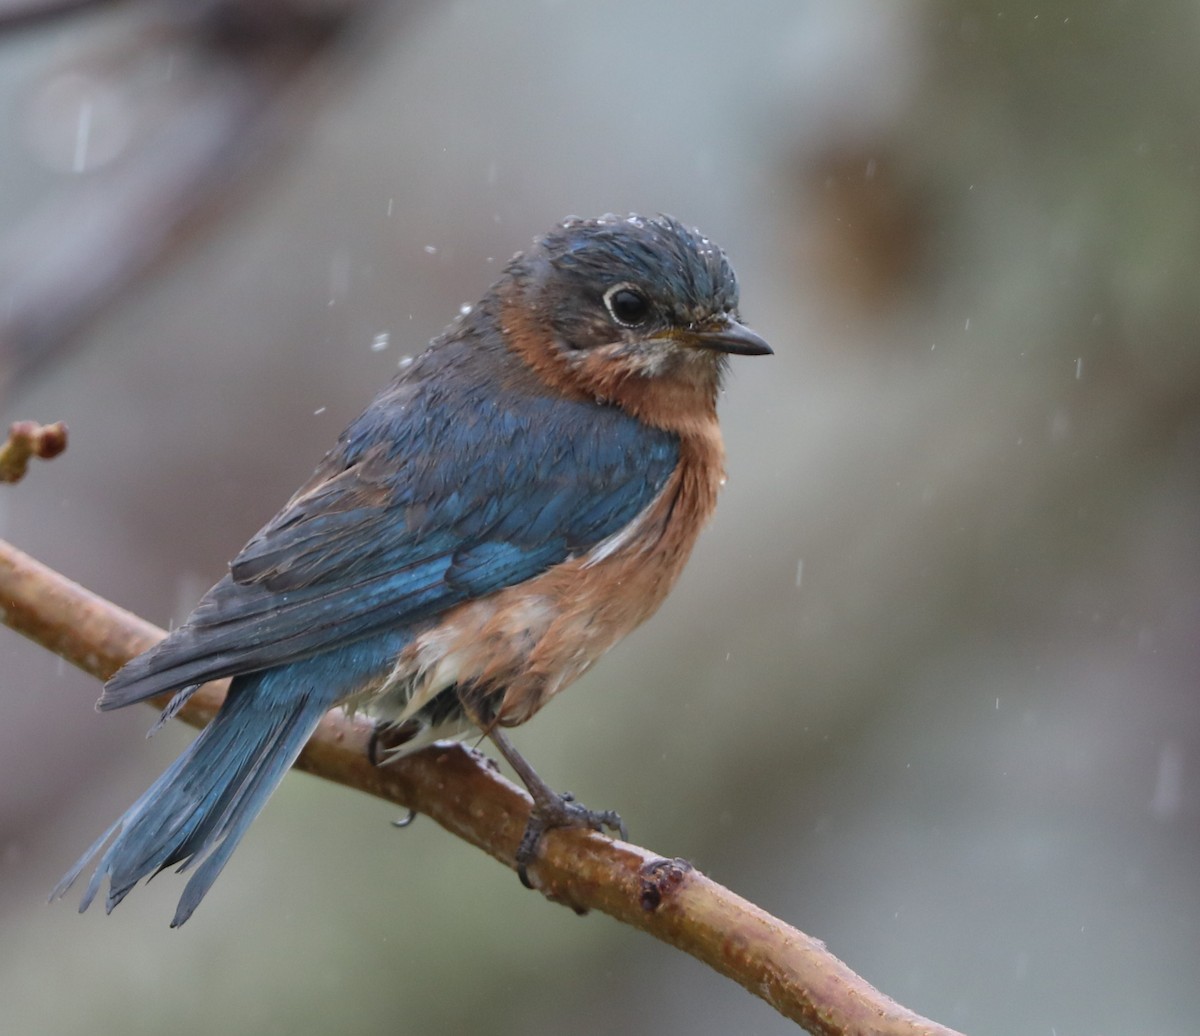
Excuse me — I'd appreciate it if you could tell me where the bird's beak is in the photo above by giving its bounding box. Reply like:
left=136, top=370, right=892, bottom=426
left=690, top=319, right=773, bottom=356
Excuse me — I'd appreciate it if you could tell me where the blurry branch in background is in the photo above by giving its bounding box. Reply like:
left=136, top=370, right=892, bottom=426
left=0, top=0, right=415, bottom=386
left=0, top=419, right=67, bottom=481
left=0, top=525, right=965, bottom=1036
left=0, top=0, right=115, bottom=28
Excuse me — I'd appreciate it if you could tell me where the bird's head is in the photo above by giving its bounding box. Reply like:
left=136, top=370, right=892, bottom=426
left=499, top=214, right=771, bottom=429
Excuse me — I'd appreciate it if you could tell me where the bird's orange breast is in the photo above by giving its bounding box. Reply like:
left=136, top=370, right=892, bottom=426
left=382, top=420, right=726, bottom=727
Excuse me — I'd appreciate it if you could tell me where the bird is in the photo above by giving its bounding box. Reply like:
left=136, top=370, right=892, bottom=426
left=52, top=212, right=771, bottom=927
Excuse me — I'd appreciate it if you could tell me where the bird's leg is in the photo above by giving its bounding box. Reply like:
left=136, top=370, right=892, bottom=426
left=484, top=725, right=627, bottom=888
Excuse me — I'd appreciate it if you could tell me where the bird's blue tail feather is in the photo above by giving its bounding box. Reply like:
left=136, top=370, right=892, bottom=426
left=52, top=672, right=332, bottom=927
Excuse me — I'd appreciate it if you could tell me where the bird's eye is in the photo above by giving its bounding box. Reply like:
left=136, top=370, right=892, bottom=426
left=604, top=285, right=651, bottom=327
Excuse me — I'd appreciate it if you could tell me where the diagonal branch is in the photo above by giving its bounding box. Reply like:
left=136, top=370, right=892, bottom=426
left=0, top=535, right=965, bottom=1036
left=0, top=0, right=418, bottom=382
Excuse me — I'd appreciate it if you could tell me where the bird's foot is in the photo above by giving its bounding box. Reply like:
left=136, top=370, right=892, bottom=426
left=515, top=792, right=626, bottom=889
left=472, top=718, right=628, bottom=888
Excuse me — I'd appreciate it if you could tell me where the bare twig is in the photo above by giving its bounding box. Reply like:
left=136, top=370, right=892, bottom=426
left=0, top=536, right=965, bottom=1036
left=0, top=420, right=68, bottom=482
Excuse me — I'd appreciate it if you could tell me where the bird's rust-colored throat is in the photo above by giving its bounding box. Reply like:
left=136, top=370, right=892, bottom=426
left=498, top=295, right=727, bottom=440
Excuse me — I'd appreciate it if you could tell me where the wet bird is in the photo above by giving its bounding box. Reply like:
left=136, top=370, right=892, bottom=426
left=53, top=213, right=771, bottom=926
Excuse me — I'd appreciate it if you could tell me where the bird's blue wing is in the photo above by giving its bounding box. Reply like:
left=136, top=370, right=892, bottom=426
left=99, top=351, right=679, bottom=709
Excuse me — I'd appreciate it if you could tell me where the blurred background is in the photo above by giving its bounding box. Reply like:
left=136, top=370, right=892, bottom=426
left=2, top=1, right=1198, bottom=1033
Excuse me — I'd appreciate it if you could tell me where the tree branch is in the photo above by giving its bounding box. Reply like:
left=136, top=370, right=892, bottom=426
left=0, top=0, right=424, bottom=383
left=0, top=536, right=965, bottom=1036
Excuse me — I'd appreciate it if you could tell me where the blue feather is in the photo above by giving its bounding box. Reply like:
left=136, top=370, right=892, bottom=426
left=99, top=337, right=679, bottom=712
left=53, top=631, right=411, bottom=925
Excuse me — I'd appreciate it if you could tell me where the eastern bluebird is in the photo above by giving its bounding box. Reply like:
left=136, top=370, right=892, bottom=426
left=53, top=213, right=771, bottom=926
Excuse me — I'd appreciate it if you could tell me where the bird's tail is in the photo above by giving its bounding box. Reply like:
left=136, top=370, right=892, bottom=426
left=51, top=672, right=330, bottom=927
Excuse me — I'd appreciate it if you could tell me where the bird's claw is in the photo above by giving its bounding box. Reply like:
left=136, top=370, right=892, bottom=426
left=515, top=792, right=627, bottom=889
left=391, top=808, right=417, bottom=829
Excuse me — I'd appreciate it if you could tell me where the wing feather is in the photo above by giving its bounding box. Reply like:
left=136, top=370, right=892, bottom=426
left=100, top=346, right=678, bottom=710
